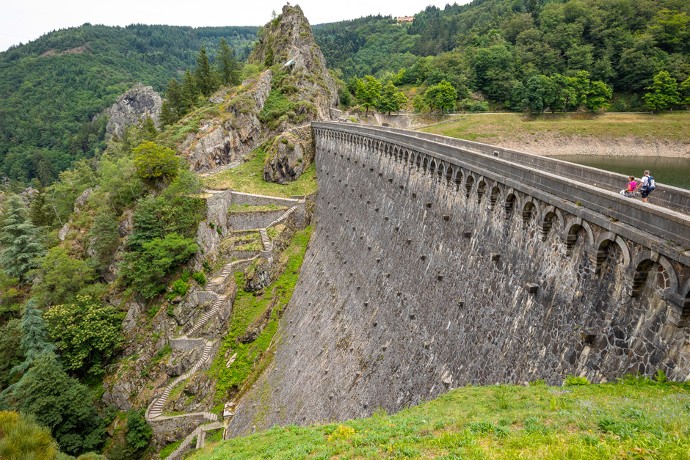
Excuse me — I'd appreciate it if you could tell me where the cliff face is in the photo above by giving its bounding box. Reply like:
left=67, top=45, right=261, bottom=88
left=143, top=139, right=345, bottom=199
left=249, top=4, right=338, bottom=121
left=184, top=4, right=336, bottom=179
left=105, top=83, right=162, bottom=138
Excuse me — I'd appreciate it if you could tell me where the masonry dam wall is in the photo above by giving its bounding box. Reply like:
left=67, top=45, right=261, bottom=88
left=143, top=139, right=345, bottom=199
left=227, top=123, right=690, bottom=436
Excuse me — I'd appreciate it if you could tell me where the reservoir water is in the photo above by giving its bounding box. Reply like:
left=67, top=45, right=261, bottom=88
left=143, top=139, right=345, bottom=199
left=552, top=155, right=690, bottom=191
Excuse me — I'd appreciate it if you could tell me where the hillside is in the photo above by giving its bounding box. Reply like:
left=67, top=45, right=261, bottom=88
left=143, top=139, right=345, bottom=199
left=192, top=377, right=690, bottom=459
left=0, top=24, right=257, bottom=184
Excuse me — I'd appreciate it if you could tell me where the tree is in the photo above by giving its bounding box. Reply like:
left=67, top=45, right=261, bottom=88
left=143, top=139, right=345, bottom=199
left=125, top=409, right=152, bottom=453
left=0, top=320, right=22, bottom=391
left=44, top=295, right=123, bottom=378
left=0, top=195, right=44, bottom=281
left=217, top=39, right=241, bottom=86
left=11, top=353, right=104, bottom=455
left=120, top=233, right=198, bottom=300
left=0, top=411, right=58, bottom=460
left=643, top=70, right=680, bottom=112
left=584, top=80, right=613, bottom=112
left=524, top=75, right=557, bottom=113
left=181, top=70, right=198, bottom=110
left=355, top=75, right=382, bottom=116
left=194, top=46, right=217, bottom=97
left=424, top=80, right=457, bottom=114
left=89, top=209, right=120, bottom=272
left=31, top=247, right=97, bottom=307
left=377, top=81, right=407, bottom=115
left=132, top=141, right=180, bottom=187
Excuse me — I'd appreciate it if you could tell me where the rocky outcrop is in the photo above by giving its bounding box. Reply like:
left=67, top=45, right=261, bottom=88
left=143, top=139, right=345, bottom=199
left=105, top=83, right=162, bottom=138
left=183, top=71, right=273, bottom=172
left=263, top=126, right=314, bottom=183
left=250, top=4, right=337, bottom=122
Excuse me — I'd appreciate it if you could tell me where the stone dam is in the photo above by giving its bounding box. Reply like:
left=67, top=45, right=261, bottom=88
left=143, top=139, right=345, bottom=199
left=226, top=122, right=690, bottom=436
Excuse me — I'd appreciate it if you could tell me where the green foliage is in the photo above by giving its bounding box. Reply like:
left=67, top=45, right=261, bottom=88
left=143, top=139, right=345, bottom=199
left=10, top=299, right=55, bottom=378
left=11, top=353, right=105, bottom=456
left=424, top=80, right=457, bottom=113
left=0, top=319, right=22, bottom=391
left=0, top=24, right=257, bottom=184
left=644, top=70, right=681, bottom=112
left=0, top=410, right=58, bottom=460
left=564, top=375, right=590, bottom=386
left=377, top=81, right=407, bottom=115
left=354, top=75, right=382, bottom=116
left=125, top=409, right=152, bottom=453
left=192, top=271, right=207, bottom=286
left=120, top=233, right=198, bottom=300
left=44, top=295, right=123, bottom=377
left=40, top=160, right=98, bottom=227
left=31, top=247, right=97, bottom=306
left=258, top=90, right=295, bottom=127
left=132, top=141, right=180, bottom=187
left=88, top=209, right=120, bottom=271
left=194, top=46, right=218, bottom=98
left=217, top=39, right=241, bottom=86
left=0, top=195, right=44, bottom=281
left=169, top=279, right=189, bottom=299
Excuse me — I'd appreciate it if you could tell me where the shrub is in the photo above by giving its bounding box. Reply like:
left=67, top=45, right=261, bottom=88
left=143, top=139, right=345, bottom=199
left=0, top=411, right=58, bottom=460
left=132, top=141, right=180, bottom=187
left=192, top=271, right=207, bottom=286
left=564, top=375, right=590, bottom=386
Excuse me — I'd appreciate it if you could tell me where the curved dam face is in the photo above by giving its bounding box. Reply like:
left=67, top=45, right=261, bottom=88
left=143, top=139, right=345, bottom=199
left=227, top=124, right=690, bottom=436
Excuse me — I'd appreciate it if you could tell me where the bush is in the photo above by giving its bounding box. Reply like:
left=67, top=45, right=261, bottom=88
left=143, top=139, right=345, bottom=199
left=125, top=409, right=152, bottom=453
left=564, top=375, right=590, bottom=386
left=192, top=271, right=207, bottom=286
left=0, top=411, right=58, bottom=460
left=120, top=233, right=198, bottom=300
left=132, top=141, right=180, bottom=187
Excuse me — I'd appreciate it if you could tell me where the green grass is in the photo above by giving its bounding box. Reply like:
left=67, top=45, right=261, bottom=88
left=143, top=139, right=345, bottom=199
left=202, top=145, right=317, bottom=198
left=159, top=438, right=183, bottom=459
left=191, top=376, right=690, bottom=459
left=421, top=112, right=690, bottom=143
left=208, top=227, right=312, bottom=408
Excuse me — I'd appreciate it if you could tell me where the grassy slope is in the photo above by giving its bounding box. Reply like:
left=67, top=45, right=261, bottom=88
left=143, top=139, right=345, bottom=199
left=202, top=145, right=318, bottom=198
left=192, top=378, right=690, bottom=459
left=420, top=112, right=690, bottom=144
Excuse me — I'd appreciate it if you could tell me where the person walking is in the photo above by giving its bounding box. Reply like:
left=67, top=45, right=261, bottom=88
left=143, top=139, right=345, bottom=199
left=638, top=170, right=656, bottom=203
left=620, top=175, right=637, bottom=198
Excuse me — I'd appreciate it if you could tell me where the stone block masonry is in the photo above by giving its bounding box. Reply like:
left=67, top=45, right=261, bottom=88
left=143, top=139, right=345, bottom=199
left=226, top=123, right=690, bottom=438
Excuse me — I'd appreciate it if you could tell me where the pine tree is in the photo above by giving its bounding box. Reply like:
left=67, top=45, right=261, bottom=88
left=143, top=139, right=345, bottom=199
left=161, top=78, right=185, bottom=127
left=217, top=38, right=241, bottom=86
left=181, top=70, right=198, bottom=110
left=11, top=299, right=54, bottom=376
left=194, top=46, right=217, bottom=97
left=0, top=195, right=44, bottom=282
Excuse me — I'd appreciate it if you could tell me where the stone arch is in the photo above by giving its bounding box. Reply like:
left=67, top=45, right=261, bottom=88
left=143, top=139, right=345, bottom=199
left=429, top=159, right=438, bottom=177
left=504, top=192, right=517, bottom=218
left=436, top=161, right=445, bottom=182
left=454, top=170, right=463, bottom=192
left=477, top=178, right=487, bottom=203
left=563, top=218, right=594, bottom=255
left=540, top=206, right=564, bottom=241
left=594, top=232, right=631, bottom=275
left=446, top=166, right=454, bottom=185
left=522, top=200, right=538, bottom=226
left=631, top=252, right=679, bottom=298
left=464, top=174, right=475, bottom=198
left=489, top=185, right=501, bottom=210
left=403, top=150, right=410, bottom=164
left=422, top=156, right=429, bottom=173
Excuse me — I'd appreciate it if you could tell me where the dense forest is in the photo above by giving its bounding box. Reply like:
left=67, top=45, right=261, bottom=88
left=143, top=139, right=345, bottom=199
left=0, top=24, right=257, bottom=185
left=314, top=0, right=690, bottom=113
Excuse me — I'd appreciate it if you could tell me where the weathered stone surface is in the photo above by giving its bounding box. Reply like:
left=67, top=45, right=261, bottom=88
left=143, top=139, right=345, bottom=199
left=226, top=125, right=690, bottom=438
left=249, top=4, right=337, bottom=121
left=105, top=83, right=162, bottom=138
left=263, top=126, right=314, bottom=183
left=184, top=71, right=273, bottom=172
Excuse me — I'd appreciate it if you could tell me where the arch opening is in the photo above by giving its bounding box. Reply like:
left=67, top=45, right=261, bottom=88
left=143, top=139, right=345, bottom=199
left=465, top=176, right=475, bottom=198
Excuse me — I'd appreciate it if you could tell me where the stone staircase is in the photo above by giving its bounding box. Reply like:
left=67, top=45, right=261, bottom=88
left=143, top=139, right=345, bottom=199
left=168, top=421, right=224, bottom=460
left=147, top=201, right=299, bottom=456
left=146, top=340, right=217, bottom=420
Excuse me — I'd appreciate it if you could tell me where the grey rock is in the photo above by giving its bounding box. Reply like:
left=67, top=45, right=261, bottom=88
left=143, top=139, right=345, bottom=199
left=105, top=83, right=162, bottom=138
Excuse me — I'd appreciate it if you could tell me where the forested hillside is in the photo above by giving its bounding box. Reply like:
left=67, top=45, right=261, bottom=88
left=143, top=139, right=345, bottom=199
left=0, top=24, right=257, bottom=185
left=314, top=0, right=690, bottom=113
